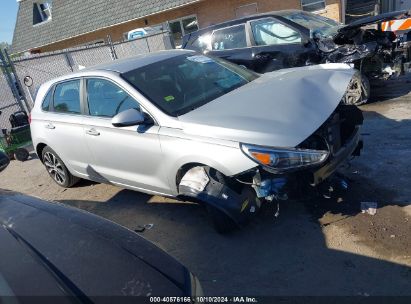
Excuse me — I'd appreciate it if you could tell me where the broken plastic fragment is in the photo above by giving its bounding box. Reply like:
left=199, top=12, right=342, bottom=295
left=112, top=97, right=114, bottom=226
left=360, top=202, right=378, bottom=215
left=179, top=167, right=210, bottom=192
left=144, top=224, right=154, bottom=230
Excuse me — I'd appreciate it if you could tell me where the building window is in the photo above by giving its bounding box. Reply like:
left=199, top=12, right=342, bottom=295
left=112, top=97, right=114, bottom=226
left=33, top=1, right=52, bottom=25
left=168, top=15, right=199, bottom=47
left=301, top=0, right=326, bottom=12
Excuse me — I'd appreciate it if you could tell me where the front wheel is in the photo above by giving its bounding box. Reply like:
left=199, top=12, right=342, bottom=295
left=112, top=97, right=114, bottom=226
left=42, top=146, right=79, bottom=188
left=344, top=72, right=370, bottom=106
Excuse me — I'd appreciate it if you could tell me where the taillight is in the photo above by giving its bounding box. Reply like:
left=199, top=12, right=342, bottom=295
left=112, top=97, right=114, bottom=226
left=28, top=113, right=31, bottom=124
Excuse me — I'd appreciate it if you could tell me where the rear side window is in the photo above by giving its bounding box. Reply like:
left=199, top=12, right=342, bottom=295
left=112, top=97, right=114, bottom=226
left=211, top=24, right=247, bottom=50
left=53, top=80, right=81, bottom=114
left=86, top=78, right=140, bottom=117
left=41, top=88, right=53, bottom=111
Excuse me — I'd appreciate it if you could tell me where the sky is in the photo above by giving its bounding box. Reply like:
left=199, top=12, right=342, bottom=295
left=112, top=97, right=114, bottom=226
left=0, top=0, right=18, bottom=44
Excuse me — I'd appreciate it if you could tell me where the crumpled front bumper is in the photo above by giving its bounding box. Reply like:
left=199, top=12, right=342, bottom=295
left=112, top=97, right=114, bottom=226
left=312, top=125, right=362, bottom=185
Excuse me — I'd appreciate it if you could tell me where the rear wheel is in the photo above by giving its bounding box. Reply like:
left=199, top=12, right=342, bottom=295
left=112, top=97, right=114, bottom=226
left=42, top=146, right=79, bottom=188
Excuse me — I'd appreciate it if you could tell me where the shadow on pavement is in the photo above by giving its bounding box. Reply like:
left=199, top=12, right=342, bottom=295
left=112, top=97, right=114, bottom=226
left=58, top=109, right=411, bottom=296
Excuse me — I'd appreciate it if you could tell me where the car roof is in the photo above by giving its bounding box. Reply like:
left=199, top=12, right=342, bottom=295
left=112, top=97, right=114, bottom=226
left=85, top=49, right=194, bottom=74
left=38, top=49, right=196, bottom=91
left=186, top=9, right=303, bottom=36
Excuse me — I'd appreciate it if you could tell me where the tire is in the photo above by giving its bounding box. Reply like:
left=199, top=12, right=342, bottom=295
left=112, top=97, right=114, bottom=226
left=344, top=72, right=370, bottom=106
left=41, top=146, right=79, bottom=188
left=14, top=148, right=29, bottom=161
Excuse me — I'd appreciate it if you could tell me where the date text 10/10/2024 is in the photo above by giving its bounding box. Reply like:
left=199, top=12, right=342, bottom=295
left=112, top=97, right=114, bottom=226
left=149, top=297, right=258, bottom=303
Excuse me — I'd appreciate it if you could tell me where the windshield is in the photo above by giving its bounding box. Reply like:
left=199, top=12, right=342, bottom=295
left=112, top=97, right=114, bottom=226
left=280, top=11, right=341, bottom=37
left=121, top=54, right=259, bottom=116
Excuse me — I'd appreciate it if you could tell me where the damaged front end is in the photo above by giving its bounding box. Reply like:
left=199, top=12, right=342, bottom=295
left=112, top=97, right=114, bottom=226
left=316, top=10, right=411, bottom=79
left=176, top=63, right=364, bottom=232
left=237, top=103, right=363, bottom=205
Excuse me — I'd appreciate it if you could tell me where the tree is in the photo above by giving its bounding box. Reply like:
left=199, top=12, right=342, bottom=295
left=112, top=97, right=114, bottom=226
left=0, top=42, right=10, bottom=51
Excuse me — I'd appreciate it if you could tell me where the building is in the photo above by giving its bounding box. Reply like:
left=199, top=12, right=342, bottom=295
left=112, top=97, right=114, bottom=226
left=345, top=0, right=411, bottom=24
left=381, top=0, right=411, bottom=12
left=12, top=0, right=344, bottom=54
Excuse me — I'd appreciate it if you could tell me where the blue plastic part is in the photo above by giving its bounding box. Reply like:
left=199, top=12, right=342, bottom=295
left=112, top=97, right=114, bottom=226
left=255, top=178, right=287, bottom=198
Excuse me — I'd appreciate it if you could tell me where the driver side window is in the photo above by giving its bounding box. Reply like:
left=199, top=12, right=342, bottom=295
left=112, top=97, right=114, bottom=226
left=251, top=18, right=302, bottom=46
left=86, top=78, right=140, bottom=117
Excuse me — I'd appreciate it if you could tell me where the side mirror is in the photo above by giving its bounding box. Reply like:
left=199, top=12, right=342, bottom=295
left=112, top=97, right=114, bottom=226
left=112, top=108, right=146, bottom=127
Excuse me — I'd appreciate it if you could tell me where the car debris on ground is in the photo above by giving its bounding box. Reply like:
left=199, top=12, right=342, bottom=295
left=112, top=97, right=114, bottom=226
left=361, top=202, right=378, bottom=215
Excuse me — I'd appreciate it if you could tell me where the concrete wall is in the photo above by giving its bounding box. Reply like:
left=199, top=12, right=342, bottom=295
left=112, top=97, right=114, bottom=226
left=38, top=0, right=342, bottom=53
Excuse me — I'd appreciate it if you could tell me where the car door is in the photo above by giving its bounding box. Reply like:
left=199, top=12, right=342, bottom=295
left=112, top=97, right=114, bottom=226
left=206, top=24, right=255, bottom=69
left=248, top=17, right=317, bottom=73
left=82, top=77, right=168, bottom=195
left=44, top=79, right=91, bottom=176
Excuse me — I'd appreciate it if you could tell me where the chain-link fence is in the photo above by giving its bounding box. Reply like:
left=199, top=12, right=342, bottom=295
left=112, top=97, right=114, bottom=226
left=0, top=49, right=27, bottom=130
left=0, top=67, right=22, bottom=130
left=12, top=53, right=73, bottom=106
left=7, top=31, right=174, bottom=111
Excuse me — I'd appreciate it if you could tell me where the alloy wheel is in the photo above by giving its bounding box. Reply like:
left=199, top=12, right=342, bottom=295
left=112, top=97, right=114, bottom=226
left=43, top=152, right=66, bottom=185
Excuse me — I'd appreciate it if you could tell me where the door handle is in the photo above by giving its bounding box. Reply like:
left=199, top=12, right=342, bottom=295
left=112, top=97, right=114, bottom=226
left=86, top=128, right=100, bottom=136
left=45, top=123, right=55, bottom=129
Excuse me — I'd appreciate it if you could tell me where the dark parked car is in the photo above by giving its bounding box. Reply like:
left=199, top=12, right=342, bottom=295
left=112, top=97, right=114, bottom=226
left=0, top=151, right=9, bottom=172
left=183, top=9, right=410, bottom=104
left=0, top=189, right=203, bottom=298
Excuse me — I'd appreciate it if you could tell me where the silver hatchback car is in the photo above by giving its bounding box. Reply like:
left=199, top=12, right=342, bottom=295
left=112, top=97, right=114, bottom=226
left=31, top=50, right=363, bottom=232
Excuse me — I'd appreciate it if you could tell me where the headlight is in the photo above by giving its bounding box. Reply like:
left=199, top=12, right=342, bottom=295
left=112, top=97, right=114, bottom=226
left=241, top=144, right=329, bottom=173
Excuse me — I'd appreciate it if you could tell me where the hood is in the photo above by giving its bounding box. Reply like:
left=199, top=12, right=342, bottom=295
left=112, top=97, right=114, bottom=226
left=0, top=190, right=190, bottom=296
left=179, top=64, right=355, bottom=147
left=340, top=10, right=409, bottom=32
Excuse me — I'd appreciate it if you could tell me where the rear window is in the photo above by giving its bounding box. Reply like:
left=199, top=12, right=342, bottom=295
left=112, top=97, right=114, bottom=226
left=211, top=24, right=247, bottom=50
left=53, top=80, right=81, bottom=114
left=41, top=88, right=53, bottom=111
